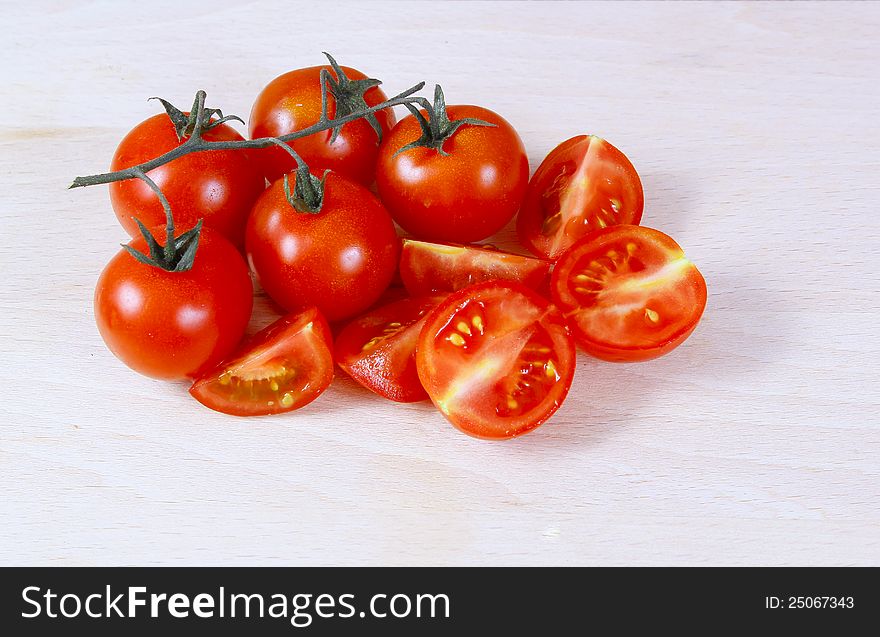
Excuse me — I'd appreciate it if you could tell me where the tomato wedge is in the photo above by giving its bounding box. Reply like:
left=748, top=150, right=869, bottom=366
left=551, top=225, right=706, bottom=362
left=399, top=239, right=551, bottom=296
left=335, top=295, right=443, bottom=402
left=416, top=281, right=575, bottom=440
left=517, top=135, right=644, bottom=260
left=190, top=307, right=334, bottom=416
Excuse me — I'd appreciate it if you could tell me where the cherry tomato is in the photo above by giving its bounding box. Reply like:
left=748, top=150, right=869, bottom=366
left=110, top=114, right=266, bottom=249
left=249, top=62, right=395, bottom=185
left=190, top=307, right=334, bottom=416
left=335, top=295, right=444, bottom=402
left=416, top=281, right=575, bottom=440
left=246, top=172, right=400, bottom=323
left=376, top=105, right=528, bottom=243
left=551, top=225, right=706, bottom=362
left=94, top=227, right=253, bottom=380
left=399, top=239, right=551, bottom=296
left=517, top=135, right=644, bottom=260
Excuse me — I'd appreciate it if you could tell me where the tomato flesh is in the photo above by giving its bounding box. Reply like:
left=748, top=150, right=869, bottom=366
left=190, top=307, right=334, bottom=416
left=399, top=239, right=551, bottom=296
left=417, top=282, right=575, bottom=440
left=517, top=135, right=643, bottom=260
left=551, top=225, right=706, bottom=362
left=335, top=296, right=444, bottom=402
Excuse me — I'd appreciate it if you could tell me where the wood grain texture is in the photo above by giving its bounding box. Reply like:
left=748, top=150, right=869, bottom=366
left=1, top=0, right=878, bottom=566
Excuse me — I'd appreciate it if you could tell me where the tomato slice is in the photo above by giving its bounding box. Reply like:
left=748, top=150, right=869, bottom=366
left=190, top=307, right=334, bottom=416
left=551, top=225, right=706, bottom=362
left=416, top=282, right=575, bottom=440
left=335, top=295, right=443, bottom=402
left=517, top=135, right=644, bottom=260
left=399, top=239, right=551, bottom=296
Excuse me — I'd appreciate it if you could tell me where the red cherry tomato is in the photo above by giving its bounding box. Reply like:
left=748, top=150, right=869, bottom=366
left=110, top=114, right=266, bottom=249
left=94, top=227, right=253, bottom=380
left=245, top=172, right=400, bottom=323
left=376, top=105, right=528, bottom=243
left=335, top=295, right=444, bottom=402
left=517, top=135, right=644, bottom=260
left=551, top=225, right=706, bottom=362
left=249, top=63, right=395, bottom=185
left=190, top=307, right=334, bottom=416
left=416, top=281, right=575, bottom=440
left=399, top=239, right=551, bottom=296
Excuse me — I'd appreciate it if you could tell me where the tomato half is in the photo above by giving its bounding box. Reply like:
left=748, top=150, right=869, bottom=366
left=249, top=63, right=395, bottom=185
left=94, top=227, right=253, bottom=380
left=517, top=135, right=644, bottom=260
left=110, top=114, right=266, bottom=249
left=551, top=225, right=706, bottom=362
left=376, top=105, right=528, bottom=243
left=245, top=172, right=400, bottom=323
left=416, top=282, right=575, bottom=440
left=335, top=295, right=444, bottom=402
left=399, top=239, right=551, bottom=296
left=190, top=307, right=334, bottom=416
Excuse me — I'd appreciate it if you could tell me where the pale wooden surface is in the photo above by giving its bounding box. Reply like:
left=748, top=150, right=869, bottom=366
left=1, top=1, right=878, bottom=566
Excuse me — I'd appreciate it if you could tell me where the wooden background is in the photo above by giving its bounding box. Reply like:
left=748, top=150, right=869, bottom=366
left=1, top=1, right=878, bottom=566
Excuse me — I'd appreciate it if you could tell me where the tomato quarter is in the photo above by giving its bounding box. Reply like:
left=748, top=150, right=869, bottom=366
left=190, top=307, right=334, bottom=416
left=518, top=135, right=643, bottom=260
left=399, top=239, right=551, bottom=296
left=94, top=227, right=253, bottom=380
left=416, top=281, right=575, bottom=440
left=551, top=225, right=706, bottom=362
left=335, top=295, right=444, bottom=402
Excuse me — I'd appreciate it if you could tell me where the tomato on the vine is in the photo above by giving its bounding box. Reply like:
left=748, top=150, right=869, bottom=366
left=416, top=281, right=575, bottom=440
left=94, top=226, right=253, bottom=380
left=249, top=54, right=395, bottom=185
left=110, top=110, right=266, bottom=249
left=551, top=225, right=706, bottom=362
left=190, top=307, right=334, bottom=416
left=376, top=86, right=528, bottom=243
left=399, top=239, right=551, bottom=296
left=246, top=169, right=400, bottom=323
left=517, top=135, right=643, bottom=260
left=335, top=295, right=444, bottom=402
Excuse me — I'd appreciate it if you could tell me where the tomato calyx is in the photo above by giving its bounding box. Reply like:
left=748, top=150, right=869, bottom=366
left=120, top=170, right=204, bottom=272
left=394, top=85, right=496, bottom=157
left=321, top=52, right=385, bottom=144
left=149, top=94, right=245, bottom=142
left=282, top=166, right=329, bottom=214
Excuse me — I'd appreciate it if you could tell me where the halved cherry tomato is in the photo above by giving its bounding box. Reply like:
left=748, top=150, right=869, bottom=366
left=399, top=239, right=551, bottom=296
left=416, top=281, right=575, bottom=440
left=517, top=135, right=644, bottom=260
left=551, top=225, right=706, bottom=362
left=335, top=295, right=444, bottom=402
left=189, top=307, right=334, bottom=416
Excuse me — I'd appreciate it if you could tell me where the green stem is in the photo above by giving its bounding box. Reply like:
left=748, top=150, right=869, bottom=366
left=69, top=83, right=429, bottom=190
